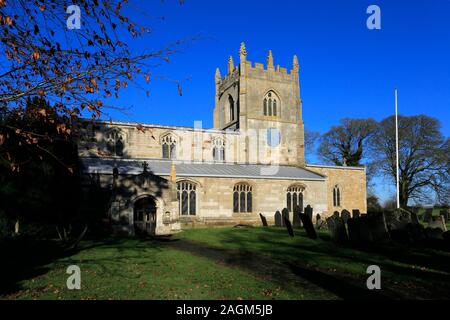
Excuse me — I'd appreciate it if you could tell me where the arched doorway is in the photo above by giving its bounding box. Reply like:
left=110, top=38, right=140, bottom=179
left=133, top=197, right=157, bottom=235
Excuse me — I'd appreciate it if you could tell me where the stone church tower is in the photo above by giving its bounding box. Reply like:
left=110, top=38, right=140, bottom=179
left=213, top=42, right=305, bottom=167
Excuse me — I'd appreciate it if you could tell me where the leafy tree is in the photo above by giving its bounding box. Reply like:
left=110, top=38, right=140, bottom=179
left=367, top=193, right=382, bottom=213
left=370, top=115, right=449, bottom=208
left=0, top=0, right=189, bottom=170
left=318, top=118, right=377, bottom=166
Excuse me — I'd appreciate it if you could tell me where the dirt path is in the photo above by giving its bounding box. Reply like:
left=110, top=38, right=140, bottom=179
left=161, top=238, right=398, bottom=300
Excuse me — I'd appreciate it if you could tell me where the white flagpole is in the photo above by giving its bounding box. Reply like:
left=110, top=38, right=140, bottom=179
left=395, top=89, right=400, bottom=209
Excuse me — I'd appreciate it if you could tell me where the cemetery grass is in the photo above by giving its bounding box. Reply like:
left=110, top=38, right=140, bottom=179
left=2, top=227, right=450, bottom=300
left=176, top=227, right=450, bottom=299
left=0, top=236, right=333, bottom=300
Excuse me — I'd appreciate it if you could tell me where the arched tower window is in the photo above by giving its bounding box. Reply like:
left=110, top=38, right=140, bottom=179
left=161, top=134, right=177, bottom=159
left=287, top=185, right=305, bottom=212
left=212, top=138, right=225, bottom=161
left=105, top=128, right=124, bottom=156
left=263, top=91, right=280, bottom=118
left=233, top=183, right=252, bottom=213
left=228, top=95, right=235, bottom=122
left=333, top=185, right=341, bottom=207
left=177, top=181, right=197, bottom=215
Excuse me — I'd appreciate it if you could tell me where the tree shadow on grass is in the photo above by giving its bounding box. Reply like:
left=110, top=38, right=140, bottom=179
left=174, top=227, right=450, bottom=299
left=285, top=262, right=387, bottom=300
left=0, top=236, right=159, bottom=297
left=166, top=236, right=393, bottom=300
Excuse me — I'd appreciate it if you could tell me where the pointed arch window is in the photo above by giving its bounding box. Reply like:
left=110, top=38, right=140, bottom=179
left=228, top=95, right=235, bottom=122
left=105, top=129, right=124, bottom=156
left=177, top=181, right=197, bottom=215
left=333, top=185, right=341, bottom=207
left=286, top=185, right=305, bottom=212
left=212, top=138, right=225, bottom=161
left=233, top=183, right=252, bottom=213
left=161, top=134, right=177, bottom=159
left=263, top=91, right=280, bottom=117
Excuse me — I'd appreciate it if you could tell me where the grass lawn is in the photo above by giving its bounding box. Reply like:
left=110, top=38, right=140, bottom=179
left=1, top=227, right=450, bottom=300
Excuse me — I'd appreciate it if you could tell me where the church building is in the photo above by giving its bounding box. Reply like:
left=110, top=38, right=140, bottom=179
left=76, top=43, right=367, bottom=235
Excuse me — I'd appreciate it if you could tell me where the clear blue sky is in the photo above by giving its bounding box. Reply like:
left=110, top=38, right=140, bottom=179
left=107, top=0, right=450, bottom=134
left=104, top=0, right=449, bottom=203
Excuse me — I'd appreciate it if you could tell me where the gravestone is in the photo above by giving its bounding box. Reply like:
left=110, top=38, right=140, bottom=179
left=292, top=206, right=302, bottom=227
left=398, top=209, right=412, bottom=223
left=274, top=211, right=282, bottom=227
left=281, top=208, right=290, bottom=227
left=352, top=209, right=360, bottom=219
left=428, top=216, right=447, bottom=232
left=259, top=213, right=268, bottom=227
left=299, top=212, right=317, bottom=239
left=384, top=210, right=408, bottom=231
left=304, top=205, right=313, bottom=221
left=406, top=223, right=426, bottom=243
left=341, top=209, right=351, bottom=224
left=333, top=211, right=340, bottom=218
left=284, top=217, right=295, bottom=237
left=410, top=211, right=420, bottom=225
left=440, top=209, right=449, bottom=222
left=423, top=208, right=433, bottom=223
left=367, top=212, right=390, bottom=243
left=357, top=215, right=375, bottom=243
left=315, top=214, right=325, bottom=229
left=326, top=216, right=348, bottom=243
left=347, top=217, right=362, bottom=242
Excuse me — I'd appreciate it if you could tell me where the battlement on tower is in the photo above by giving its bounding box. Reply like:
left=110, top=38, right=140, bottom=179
left=216, top=42, right=300, bottom=86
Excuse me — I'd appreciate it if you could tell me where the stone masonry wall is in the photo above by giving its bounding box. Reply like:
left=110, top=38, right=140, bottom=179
left=306, top=165, right=367, bottom=216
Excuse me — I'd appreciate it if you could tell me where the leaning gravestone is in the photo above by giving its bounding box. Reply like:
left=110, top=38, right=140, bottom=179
left=333, top=211, right=340, bottom=218
left=281, top=208, right=290, bottom=227
left=274, top=211, right=282, bottom=227
left=259, top=213, right=268, bottom=227
left=304, top=205, right=313, bottom=221
left=297, top=209, right=317, bottom=239
left=423, top=208, right=433, bottom=223
left=292, top=209, right=302, bottom=227
left=440, top=209, right=449, bottom=223
left=341, top=209, right=351, bottom=224
left=284, top=217, right=295, bottom=237
left=428, top=216, right=447, bottom=232
left=384, top=210, right=408, bottom=231
left=326, top=215, right=348, bottom=243
left=352, top=209, right=360, bottom=219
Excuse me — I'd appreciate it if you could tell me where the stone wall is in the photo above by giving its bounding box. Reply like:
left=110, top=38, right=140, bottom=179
left=306, top=165, right=367, bottom=216
left=171, top=176, right=327, bottom=228
left=76, top=120, right=304, bottom=167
